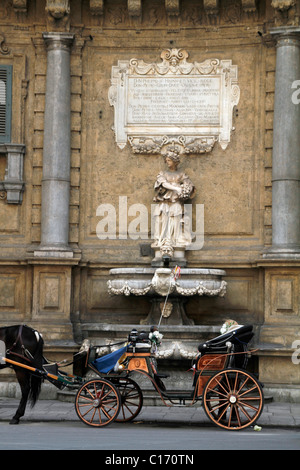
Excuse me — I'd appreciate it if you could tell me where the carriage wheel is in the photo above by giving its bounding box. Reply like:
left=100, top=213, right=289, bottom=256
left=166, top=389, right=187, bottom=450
left=114, top=377, right=143, bottom=423
left=75, top=378, right=120, bottom=427
left=202, top=368, right=264, bottom=431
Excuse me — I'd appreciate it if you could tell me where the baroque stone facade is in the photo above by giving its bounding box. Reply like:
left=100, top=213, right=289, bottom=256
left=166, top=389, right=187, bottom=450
left=0, top=0, right=300, bottom=399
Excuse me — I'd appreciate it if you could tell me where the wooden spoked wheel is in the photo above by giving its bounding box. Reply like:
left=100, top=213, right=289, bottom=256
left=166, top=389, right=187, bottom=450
left=202, top=368, right=264, bottom=430
left=114, top=377, right=143, bottom=423
left=75, top=378, right=120, bottom=427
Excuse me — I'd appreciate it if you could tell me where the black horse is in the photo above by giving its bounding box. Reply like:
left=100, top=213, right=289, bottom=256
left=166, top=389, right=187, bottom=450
left=0, top=325, right=44, bottom=424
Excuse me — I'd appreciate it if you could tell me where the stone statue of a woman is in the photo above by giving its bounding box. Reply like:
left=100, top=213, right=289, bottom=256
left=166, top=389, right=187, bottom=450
left=152, top=148, right=195, bottom=262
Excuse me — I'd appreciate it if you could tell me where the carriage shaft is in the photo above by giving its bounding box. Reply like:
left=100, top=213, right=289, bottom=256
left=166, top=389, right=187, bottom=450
left=1, top=356, right=62, bottom=382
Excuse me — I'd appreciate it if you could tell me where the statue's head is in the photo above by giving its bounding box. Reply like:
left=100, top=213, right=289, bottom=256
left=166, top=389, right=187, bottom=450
left=164, top=146, right=180, bottom=167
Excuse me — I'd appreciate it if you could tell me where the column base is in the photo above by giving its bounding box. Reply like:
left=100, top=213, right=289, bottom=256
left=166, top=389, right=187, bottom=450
left=34, top=245, right=74, bottom=259
left=262, top=245, right=300, bottom=260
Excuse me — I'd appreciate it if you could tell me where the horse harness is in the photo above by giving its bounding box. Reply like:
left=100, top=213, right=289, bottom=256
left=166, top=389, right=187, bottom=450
left=6, top=325, right=41, bottom=364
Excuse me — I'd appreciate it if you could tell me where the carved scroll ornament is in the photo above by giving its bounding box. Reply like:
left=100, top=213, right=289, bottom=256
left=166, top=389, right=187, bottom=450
left=0, top=34, right=9, bottom=55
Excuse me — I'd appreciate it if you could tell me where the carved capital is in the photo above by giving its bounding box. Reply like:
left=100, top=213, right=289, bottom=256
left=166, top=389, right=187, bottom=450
left=271, top=0, right=296, bottom=11
left=45, top=0, right=70, bottom=19
left=13, top=0, right=28, bottom=13
left=203, top=0, right=219, bottom=15
left=241, top=0, right=257, bottom=13
left=43, top=32, right=74, bottom=52
left=128, top=0, right=142, bottom=18
left=90, top=0, right=104, bottom=15
left=165, top=0, right=180, bottom=17
left=270, top=26, right=300, bottom=46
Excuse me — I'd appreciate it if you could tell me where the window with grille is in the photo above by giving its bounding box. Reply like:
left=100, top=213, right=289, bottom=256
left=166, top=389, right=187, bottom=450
left=0, top=65, right=12, bottom=143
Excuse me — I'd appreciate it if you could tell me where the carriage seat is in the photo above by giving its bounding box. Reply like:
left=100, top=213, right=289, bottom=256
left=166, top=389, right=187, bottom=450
left=127, top=328, right=151, bottom=353
left=197, top=325, right=254, bottom=354
left=127, top=342, right=151, bottom=353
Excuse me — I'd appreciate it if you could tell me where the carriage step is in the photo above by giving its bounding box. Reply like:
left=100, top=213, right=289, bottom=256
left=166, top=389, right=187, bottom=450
left=155, top=373, right=170, bottom=379
left=162, top=392, right=194, bottom=399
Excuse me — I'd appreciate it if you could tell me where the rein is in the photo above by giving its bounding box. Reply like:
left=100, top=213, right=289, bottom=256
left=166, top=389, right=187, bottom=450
left=8, top=324, right=24, bottom=353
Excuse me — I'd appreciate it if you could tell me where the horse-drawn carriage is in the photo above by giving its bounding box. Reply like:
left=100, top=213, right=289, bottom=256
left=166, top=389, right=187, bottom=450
left=0, top=323, right=264, bottom=430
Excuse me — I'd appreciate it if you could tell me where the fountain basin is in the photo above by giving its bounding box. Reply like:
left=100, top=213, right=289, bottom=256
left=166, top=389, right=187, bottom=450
left=107, top=267, right=227, bottom=326
left=107, top=267, right=227, bottom=297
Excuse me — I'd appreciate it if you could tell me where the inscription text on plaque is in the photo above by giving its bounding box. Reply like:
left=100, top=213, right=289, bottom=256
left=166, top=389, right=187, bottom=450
left=127, top=76, right=221, bottom=126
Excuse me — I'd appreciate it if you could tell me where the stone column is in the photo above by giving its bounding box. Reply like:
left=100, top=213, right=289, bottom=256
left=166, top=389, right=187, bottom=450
left=35, top=32, right=74, bottom=257
left=265, top=27, right=300, bottom=259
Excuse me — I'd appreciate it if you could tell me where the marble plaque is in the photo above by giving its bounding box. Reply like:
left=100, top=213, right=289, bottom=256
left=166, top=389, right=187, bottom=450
left=108, top=49, right=240, bottom=154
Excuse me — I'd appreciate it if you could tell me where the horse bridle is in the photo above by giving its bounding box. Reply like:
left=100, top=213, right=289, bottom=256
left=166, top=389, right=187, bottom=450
left=6, top=325, right=39, bottom=364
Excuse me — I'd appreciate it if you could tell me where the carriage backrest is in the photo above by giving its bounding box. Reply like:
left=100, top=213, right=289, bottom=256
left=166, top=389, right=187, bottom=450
left=198, top=325, right=254, bottom=353
left=0, top=340, right=6, bottom=364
